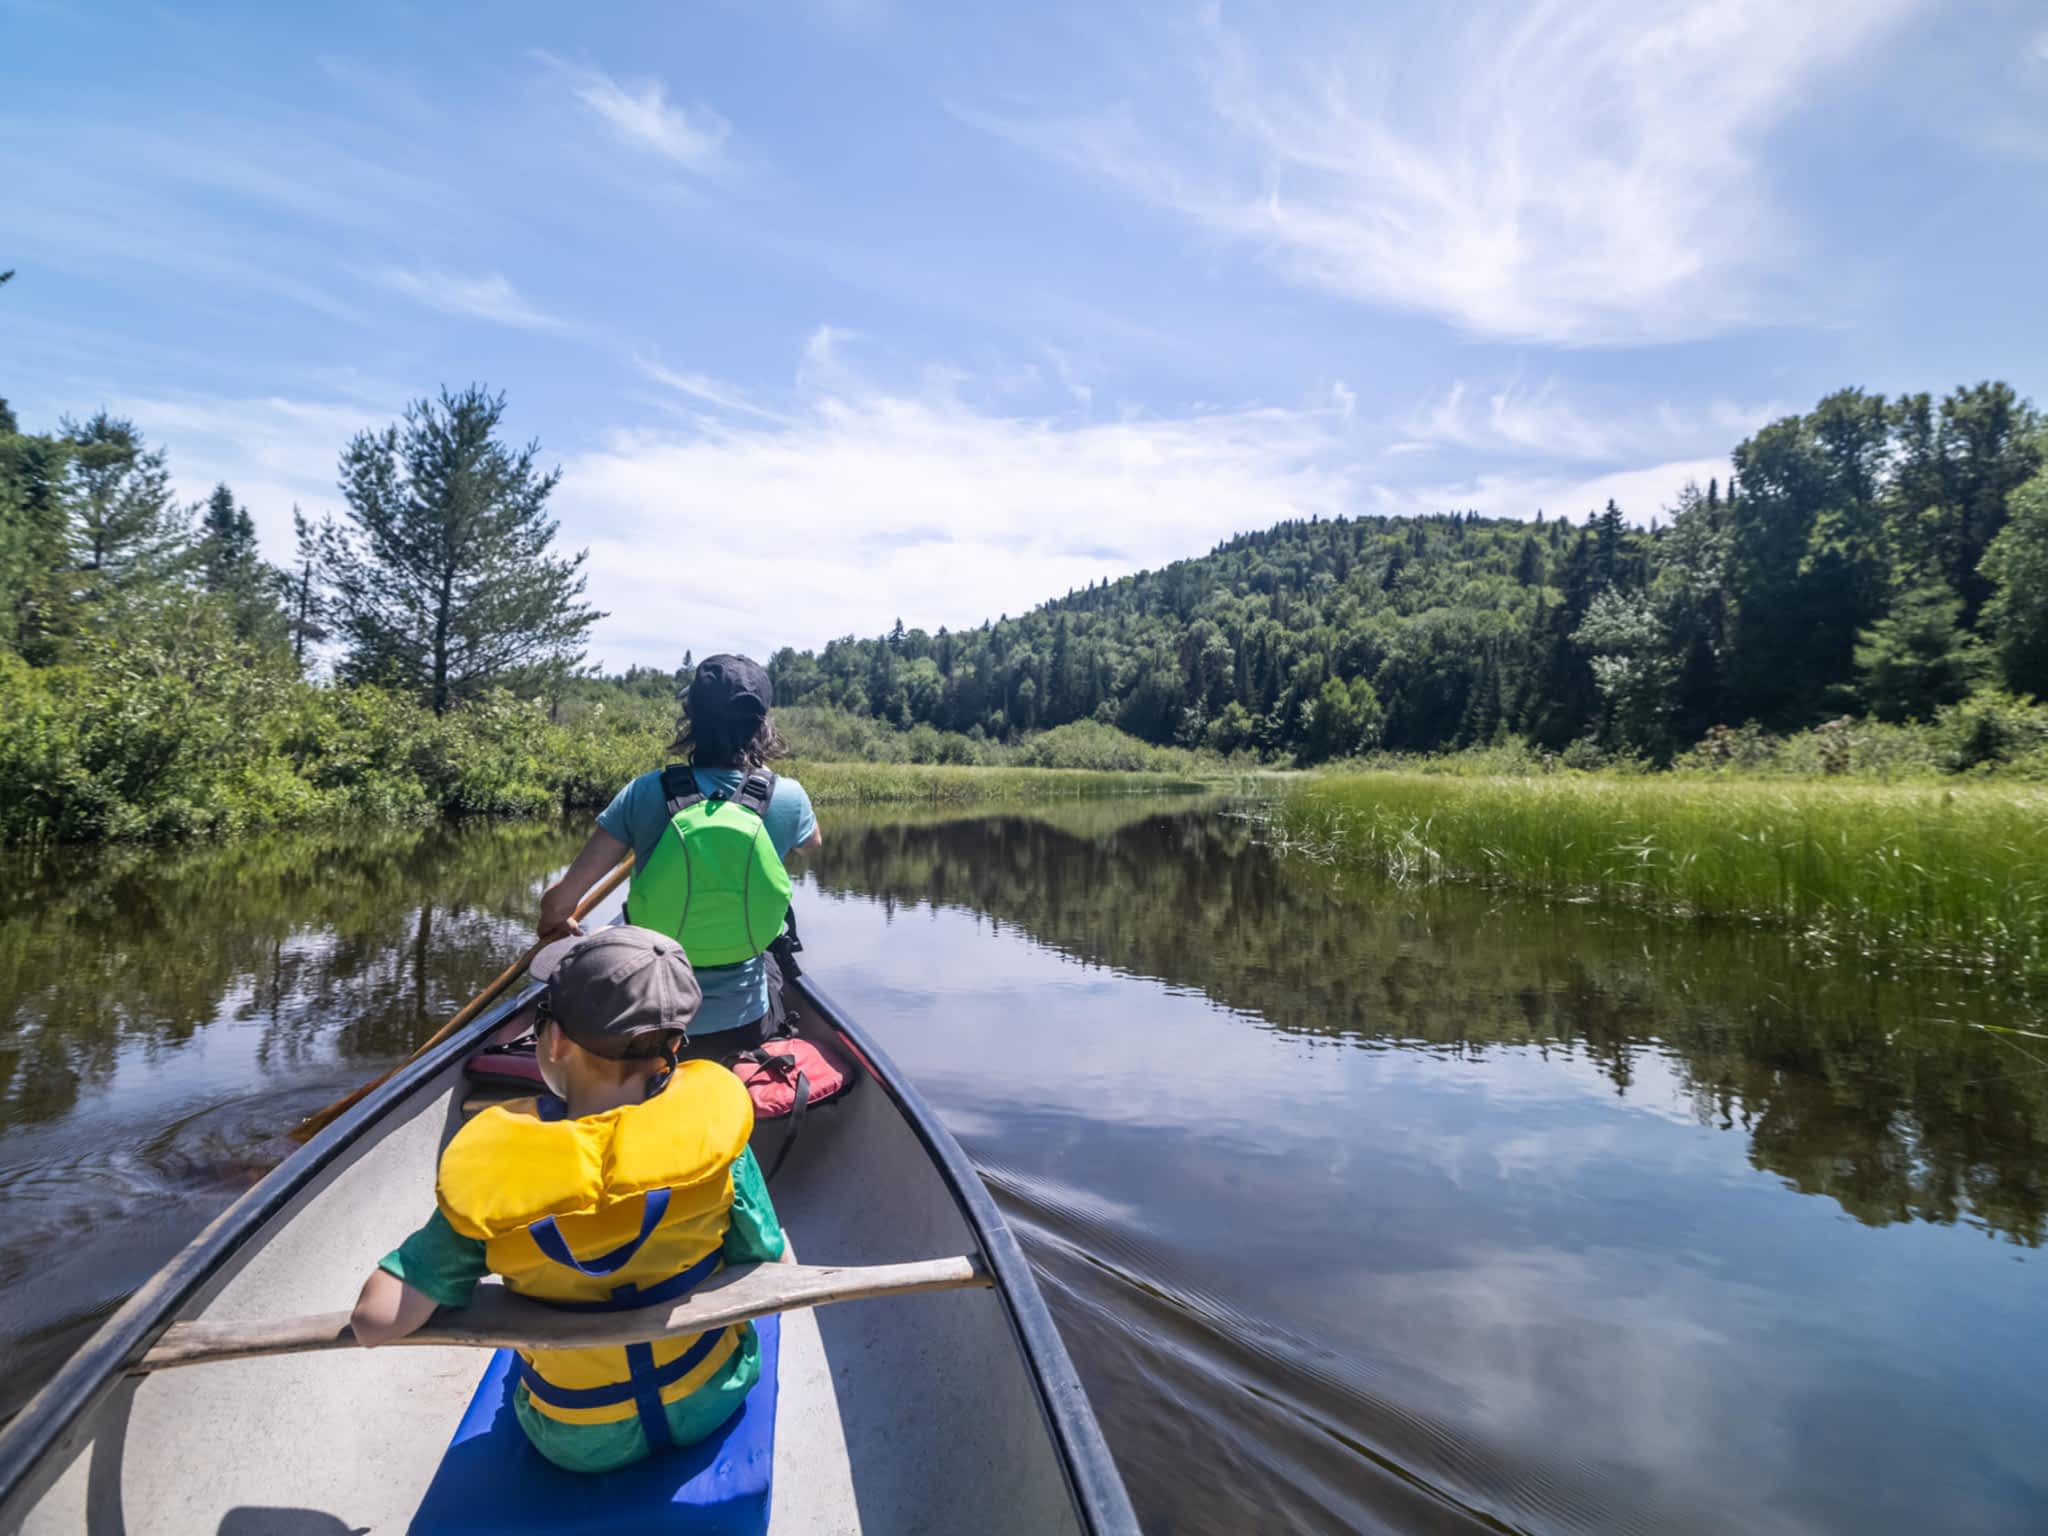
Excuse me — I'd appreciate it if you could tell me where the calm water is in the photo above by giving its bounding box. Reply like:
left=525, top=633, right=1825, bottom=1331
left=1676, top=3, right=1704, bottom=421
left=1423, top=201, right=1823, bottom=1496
left=3, top=801, right=2046, bottom=1533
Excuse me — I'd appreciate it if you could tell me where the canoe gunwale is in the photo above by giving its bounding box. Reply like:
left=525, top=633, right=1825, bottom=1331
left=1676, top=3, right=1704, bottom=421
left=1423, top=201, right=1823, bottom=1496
left=793, top=977, right=1141, bottom=1536
left=0, top=979, right=546, bottom=1527
left=0, top=967, right=1141, bottom=1536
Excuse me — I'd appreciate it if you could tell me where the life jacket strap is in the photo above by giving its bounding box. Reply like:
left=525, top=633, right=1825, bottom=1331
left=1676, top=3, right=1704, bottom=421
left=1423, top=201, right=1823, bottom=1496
left=513, top=1322, right=733, bottom=1414
left=528, top=1187, right=670, bottom=1277
left=525, top=1247, right=723, bottom=1314
left=657, top=764, right=777, bottom=819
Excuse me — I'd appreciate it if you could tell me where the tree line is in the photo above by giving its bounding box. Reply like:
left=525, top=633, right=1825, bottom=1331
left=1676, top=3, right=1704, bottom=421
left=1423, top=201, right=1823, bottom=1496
left=0, top=367, right=628, bottom=841
left=766, top=382, right=2048, bottom=763
left=0, top=383, right=600, bottom=705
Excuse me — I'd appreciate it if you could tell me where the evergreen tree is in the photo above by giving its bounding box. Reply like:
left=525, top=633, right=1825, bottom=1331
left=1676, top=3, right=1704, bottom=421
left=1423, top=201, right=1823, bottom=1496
left=280, top=506, right=333, bottom=668
left=0, top=414, right=72, bottom=659
left=329, top=386, right=602, bottom=712
left=197, top=482, right=283, bottom=644
left=62, top=412, right=190, bottom=611
left=199, top=483, right=259, bottom=591
left=1852, top=582, right=1983, bottom=721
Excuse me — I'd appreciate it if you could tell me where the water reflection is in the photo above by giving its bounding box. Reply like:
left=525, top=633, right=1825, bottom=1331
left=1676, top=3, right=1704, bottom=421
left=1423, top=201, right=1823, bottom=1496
left=801, top=803, right=2048, bottom=1534
left=0, top=818, right=585, bottom=1415
left=810, top=804, right=2048, bottom=1246
left=3, top=801, right=2045, bottom=1534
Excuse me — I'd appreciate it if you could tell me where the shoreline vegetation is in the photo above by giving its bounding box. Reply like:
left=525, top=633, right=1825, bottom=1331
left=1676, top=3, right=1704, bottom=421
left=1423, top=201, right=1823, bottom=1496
left=1259, top=772, right=2048, bottom=985
left=4, top=371, right=2047, bottom=976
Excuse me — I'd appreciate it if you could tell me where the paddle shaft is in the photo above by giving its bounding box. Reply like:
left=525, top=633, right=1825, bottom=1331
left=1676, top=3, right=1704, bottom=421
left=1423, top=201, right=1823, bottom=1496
left=290, top=853, right=635, bottom=1143
left=132, top=1256, right=989, bottom=1374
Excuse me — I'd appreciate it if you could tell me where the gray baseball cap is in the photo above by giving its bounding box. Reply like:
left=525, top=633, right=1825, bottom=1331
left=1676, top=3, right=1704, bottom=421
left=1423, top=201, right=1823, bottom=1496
left=530, top=925, right=701, bottom=1058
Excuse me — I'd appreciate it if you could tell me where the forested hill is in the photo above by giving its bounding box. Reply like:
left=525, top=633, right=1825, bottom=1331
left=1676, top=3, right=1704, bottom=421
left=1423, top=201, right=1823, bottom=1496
left=768, top=382, right=2047, bottom=763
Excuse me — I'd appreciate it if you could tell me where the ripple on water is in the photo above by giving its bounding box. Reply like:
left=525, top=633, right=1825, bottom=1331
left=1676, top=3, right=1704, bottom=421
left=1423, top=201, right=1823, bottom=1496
left=985, top=1159, right=1677, bottom=1536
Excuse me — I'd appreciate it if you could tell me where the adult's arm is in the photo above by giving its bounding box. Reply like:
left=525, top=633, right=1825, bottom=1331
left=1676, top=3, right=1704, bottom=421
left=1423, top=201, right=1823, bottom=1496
left=538, top=825, right=631, bottom=939
left=793, top=825, right=823, bottom=855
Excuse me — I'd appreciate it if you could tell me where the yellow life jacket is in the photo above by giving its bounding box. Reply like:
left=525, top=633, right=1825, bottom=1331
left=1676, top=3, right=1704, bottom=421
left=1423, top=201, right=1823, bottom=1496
left=436, top=1062, right=754, bottom=1445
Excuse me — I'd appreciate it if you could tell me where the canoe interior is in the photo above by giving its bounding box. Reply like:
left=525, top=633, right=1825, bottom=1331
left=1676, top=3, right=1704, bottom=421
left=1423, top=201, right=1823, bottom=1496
left=6, top=980, right=1090, bottom=1535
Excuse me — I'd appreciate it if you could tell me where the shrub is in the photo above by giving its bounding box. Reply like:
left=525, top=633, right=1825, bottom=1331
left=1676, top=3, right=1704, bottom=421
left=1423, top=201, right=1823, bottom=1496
left=1934, top=689, right=2048, bottom=773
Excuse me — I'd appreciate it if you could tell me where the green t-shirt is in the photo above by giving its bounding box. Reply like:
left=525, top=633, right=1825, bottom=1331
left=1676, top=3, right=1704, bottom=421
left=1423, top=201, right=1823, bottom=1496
left=381, top=1144, right=786, bottom=1474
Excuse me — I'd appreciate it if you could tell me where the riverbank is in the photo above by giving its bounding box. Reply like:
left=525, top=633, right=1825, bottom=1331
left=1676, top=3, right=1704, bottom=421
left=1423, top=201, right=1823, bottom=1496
left=1264, top=772, right=2048, bottom=981
left=794, top=759, right=1210, bottom=805
left=0, top=660, right=1220, bottom=846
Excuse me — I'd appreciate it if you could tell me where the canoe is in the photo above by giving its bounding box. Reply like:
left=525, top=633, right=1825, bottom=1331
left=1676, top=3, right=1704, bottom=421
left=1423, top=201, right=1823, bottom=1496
left=0, top=932, right=1139, bottom=1534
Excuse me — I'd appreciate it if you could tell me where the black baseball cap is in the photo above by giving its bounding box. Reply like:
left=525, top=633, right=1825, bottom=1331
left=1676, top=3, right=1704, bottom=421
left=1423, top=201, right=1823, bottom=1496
left=529, top=926, right=702, bottom=1058
left=685, top=654, right=772, bottom=733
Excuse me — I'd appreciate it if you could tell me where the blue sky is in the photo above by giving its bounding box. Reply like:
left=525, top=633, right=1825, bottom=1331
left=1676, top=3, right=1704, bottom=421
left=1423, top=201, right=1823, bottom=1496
left=4, top=0, right=2046, bottom=671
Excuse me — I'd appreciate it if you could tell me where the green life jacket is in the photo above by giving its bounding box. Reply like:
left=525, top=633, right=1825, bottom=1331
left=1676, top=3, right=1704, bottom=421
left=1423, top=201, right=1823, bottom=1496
left=626, top=766, right=793, bottom=969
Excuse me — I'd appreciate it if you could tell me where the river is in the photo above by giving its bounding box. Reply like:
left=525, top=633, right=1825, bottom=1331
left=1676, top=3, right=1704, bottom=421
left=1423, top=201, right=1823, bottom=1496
left=3, top=799, right=2045, bottom=1533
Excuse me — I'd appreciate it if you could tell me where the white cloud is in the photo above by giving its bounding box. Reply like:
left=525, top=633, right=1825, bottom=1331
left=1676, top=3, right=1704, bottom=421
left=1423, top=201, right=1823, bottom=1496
left=373, top=266, right=566, bottom=331
left=1401, top=380, right=1788, bottom=463
left=99, top=360, right=1741, bottom=679
left=638, top=359, right=791, bottom=422
left=539, top=54, right=729, bottom=170
left=558, top=353, right=1355, bottom=668
left=109, top=394, right=391, bottom=551
left=795, top=325, right=858, bottom=390
left=967, top=0, right=1924, bottom=344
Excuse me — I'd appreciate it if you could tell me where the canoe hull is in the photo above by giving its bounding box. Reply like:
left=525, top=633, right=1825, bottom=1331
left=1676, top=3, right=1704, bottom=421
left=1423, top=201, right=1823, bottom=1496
left=1, top=968, right=1134, bottom=1535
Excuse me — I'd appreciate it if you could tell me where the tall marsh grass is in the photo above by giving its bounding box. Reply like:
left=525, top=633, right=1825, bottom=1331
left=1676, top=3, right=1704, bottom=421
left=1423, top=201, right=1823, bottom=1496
left=1267, top=773, right=2048, bottom=979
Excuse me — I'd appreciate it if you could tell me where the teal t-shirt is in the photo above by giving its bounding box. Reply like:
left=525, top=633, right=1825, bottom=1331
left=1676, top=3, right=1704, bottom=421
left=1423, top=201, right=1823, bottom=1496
left=596, top=767, right=817, bottom=1034
left=380, top=1143, right=786, bottom=1475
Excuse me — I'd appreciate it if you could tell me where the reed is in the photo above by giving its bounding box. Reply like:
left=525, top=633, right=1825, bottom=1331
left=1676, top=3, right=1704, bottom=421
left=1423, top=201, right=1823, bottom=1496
left=1266, top=773, right=2048, bottom=979
left=789, top=760, right=1210, bottom=806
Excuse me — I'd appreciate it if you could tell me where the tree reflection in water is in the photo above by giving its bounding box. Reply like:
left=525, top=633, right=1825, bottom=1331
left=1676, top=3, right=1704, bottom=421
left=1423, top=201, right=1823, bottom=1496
left=809, top=800, right=2048, bottom=1246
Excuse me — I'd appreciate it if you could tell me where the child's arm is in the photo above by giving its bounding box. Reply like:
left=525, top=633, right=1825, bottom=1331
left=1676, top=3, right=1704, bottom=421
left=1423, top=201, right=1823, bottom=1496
left=351, top=1268, right=441, bottom=1346
left=354, top=1210, right=490, bottom=1345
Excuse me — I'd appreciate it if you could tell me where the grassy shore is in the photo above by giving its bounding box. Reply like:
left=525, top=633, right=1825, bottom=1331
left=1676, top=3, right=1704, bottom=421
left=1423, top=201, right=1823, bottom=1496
left=1266, top=772, right=2048, bottom=979
left=790, top=759, right=1211, bottom=806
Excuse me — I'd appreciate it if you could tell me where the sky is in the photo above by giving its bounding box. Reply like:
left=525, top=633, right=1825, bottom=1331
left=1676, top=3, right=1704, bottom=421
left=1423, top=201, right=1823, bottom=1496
left=4, top=0, right=2046, bottom=672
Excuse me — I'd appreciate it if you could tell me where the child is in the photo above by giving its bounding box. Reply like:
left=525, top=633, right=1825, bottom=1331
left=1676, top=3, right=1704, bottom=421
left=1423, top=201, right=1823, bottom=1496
left=538, top=654, right=821, bottom=1060
left=351, top=925, right=786, bottom=1474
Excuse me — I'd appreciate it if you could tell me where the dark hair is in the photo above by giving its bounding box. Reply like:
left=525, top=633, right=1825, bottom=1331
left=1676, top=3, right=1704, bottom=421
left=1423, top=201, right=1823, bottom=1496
left=668, top=709, right=788, bottom=769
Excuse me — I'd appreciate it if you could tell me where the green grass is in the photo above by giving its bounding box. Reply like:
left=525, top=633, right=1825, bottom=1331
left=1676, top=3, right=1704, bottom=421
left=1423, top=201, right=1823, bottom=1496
left=790, top=759, right=1211, bottom=805
left=1266, top=772, right=2048, bottom=979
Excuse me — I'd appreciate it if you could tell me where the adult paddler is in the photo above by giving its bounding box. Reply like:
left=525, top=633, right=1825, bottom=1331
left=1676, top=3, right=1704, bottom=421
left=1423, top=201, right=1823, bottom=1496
left=540, top=654, right=821, bottom=1061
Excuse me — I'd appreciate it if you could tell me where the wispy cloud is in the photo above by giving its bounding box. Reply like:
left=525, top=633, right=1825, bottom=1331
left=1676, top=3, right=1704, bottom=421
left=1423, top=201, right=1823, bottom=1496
left=537, top=52, right=730, bottom=170
left=965, top=0, right=1924, bottom=345
left=373, top=266, right=567, bottom=331
left=109, top=393, right=389, bottom=549
left=96, top=356, right=1742, bottom=676
left=1400, top=380, right=1788, bottom=463
left=638, top=359, right=791, bottom=422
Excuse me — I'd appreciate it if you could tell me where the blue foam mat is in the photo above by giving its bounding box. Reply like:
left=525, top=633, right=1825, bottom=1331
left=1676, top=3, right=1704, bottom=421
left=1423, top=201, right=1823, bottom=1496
left=407, top=1316, right=779, bottom=1535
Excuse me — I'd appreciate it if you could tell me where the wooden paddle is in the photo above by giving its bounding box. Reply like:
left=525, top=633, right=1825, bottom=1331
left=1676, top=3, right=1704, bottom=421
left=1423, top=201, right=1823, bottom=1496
left=130, top=1256, right=989, bottom=1375
left=289, top=853, right=635, bottom=1144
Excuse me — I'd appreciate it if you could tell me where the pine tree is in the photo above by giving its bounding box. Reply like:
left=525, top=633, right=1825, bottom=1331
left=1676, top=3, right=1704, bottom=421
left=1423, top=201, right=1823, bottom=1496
left=1853, top=582, right=1984, bottom=721
left=330, top=387, right=602, bottom=712
left=198, top=482, right=283, bottom=644
left=62, top=412, right=190, bottom=610
left=281, top=507, right=333, bottom=669
left=199, top=483, right=258, bottom=591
